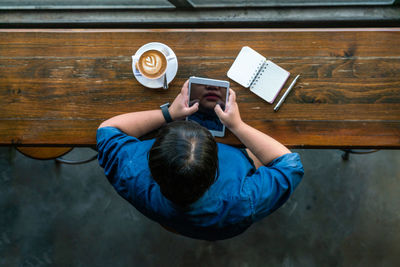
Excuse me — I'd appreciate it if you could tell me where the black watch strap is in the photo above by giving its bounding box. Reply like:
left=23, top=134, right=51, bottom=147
left=160, top=102, right=173, bottom=123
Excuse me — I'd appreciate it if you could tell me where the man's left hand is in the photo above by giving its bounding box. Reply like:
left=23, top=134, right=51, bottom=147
left=169, top=80, right=199, bottom=121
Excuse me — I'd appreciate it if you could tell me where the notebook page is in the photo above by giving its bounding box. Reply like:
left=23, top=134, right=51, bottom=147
left=227, top=46, right=266, bottom=88
left=250, top=60, right=290, bottom=104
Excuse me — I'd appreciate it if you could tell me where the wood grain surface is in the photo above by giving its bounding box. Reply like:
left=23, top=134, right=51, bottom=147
left=0, top=29, right=399, bottom=148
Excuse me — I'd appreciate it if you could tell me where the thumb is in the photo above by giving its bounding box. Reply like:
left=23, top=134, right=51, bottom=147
left=187, top=102, right=199, bottom=114
left=214, top=104, right=224, bottom=118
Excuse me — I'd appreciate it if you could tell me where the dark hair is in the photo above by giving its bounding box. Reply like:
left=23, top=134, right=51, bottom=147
left=148, top=121, right=219, bottom=207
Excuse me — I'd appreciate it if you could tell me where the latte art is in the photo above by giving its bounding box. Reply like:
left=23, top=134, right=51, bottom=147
left=137, top=50, right=167, bottom=79
left=143, top=54, right=162, bottom=74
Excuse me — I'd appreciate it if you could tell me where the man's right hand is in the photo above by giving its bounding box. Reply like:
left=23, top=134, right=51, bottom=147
left=214, top=89, right=243, bottom=131
left=215, top=88, right=291, bottom=166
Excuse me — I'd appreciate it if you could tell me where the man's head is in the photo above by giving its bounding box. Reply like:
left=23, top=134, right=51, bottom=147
left=148, top=121, right=219, bottom=207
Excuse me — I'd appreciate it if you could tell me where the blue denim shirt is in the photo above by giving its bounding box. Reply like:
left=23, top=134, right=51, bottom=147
left=97, top=127, right=304, bottom=240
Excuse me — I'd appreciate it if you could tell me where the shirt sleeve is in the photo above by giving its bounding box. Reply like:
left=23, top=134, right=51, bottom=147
left=244, top=153, right=304, bottom=221
left=96, top=126, right=141, bottom=184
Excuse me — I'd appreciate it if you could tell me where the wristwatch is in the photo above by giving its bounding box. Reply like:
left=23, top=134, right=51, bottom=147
left=160, top=102, right=173, bottom=123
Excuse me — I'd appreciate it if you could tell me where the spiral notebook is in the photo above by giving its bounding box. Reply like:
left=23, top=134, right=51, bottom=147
left=227, top=46, right=290, bottom=104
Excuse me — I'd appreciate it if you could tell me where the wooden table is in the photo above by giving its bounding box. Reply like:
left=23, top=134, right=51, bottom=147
left=1, top=29, right=399, bottom=149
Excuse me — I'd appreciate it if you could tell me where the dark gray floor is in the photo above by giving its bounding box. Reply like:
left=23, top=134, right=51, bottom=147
left=0, top=147, right=399, bottom=267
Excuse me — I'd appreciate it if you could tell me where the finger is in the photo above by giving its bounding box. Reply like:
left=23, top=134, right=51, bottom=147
left=187, top=102, right=199, bottom=114
left=216, top=100, right=225, bottom=111
left=224, top=89, right=235, bottom=111
left=189, top=99, right=200, bottom=107
left=181, top=80, right=189, bottom=94
left=214, top=103, right=224, bottom=118
left=229, top=89, right=236, bottom=103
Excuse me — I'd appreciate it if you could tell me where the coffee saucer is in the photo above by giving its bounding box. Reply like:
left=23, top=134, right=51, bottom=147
left=132, top=42, right=178, bottom=89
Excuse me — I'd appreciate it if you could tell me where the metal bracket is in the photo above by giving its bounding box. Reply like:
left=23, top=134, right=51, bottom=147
left=341, top=149, right=380, bottom=161
left=55, top=147, right=98, bottom=165
left=167, top=0, right=194, bottom=9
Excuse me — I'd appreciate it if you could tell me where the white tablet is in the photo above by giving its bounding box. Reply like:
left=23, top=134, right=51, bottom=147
left=187, top=76, right=230, bottom=137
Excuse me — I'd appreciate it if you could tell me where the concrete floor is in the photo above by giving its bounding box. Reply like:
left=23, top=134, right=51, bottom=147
left=0, top=147, right=399, bottom=267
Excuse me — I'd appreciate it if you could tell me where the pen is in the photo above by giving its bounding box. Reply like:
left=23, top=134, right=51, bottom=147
left=274, top=74, right=300, bottom=112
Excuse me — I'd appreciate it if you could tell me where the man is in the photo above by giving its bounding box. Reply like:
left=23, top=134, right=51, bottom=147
left=97, top=80, right=304, bottom=240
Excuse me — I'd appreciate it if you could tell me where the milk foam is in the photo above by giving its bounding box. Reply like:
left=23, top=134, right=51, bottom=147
left=142, top=54, right=163, bottom=74
left=138, top=49, right=167, bottom=79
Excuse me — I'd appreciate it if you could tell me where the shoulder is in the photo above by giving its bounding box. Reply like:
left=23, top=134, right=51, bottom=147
left=97, top=126, right=137, bottom=144
left=244, top=153, right=304, bottom=220
left=191, top=144, right=255, bottom=222
left=96, top=126, right=154, bottom=151
left=217, top=143, right=256, bottom=173
left=264, top=153, right=304, bottom=175
left=96, top=126, right=155, bottom=176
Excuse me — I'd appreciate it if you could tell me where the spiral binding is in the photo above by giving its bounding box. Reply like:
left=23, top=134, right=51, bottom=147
left=250, top=61, right=268, bottom=89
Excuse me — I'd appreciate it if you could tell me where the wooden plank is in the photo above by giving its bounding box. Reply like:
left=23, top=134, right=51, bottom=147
left=2, top=29, right=400, bottom=58
left=1, top=119, right=398, bottom=149
left=0, top=29, right=399, bottom=148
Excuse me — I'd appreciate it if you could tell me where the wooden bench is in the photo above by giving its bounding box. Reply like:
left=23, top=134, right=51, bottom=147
left=0, top=28, right=399, bottom=151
